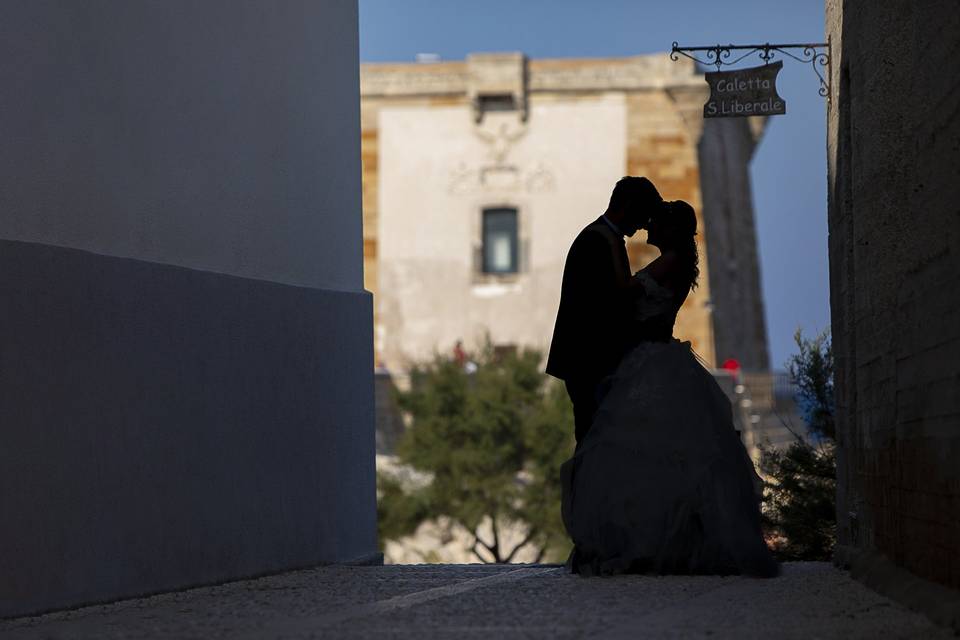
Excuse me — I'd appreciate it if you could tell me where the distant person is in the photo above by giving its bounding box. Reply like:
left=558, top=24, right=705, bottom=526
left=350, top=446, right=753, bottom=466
left=552, top=193, right=779, bottom=578
left=453, top=340, right=466, bottom=366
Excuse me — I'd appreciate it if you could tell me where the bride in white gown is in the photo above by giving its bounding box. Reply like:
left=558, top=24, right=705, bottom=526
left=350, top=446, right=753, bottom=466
left=561, top=200, right=779, bottom=578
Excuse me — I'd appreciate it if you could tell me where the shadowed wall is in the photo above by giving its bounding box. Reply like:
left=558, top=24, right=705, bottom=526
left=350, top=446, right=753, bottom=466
left=0, top=0, right=377, bottom=617
left=827, top=0, right=960, bottom=591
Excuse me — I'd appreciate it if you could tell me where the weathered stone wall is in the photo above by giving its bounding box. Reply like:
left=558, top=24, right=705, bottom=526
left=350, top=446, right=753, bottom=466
left=827, top=0, right=960, bottom=589
left=360, top=94, right=469, bottom=364
left=699, top=118, right=770, bottom=371
left=625, top=88, right=716, bottom=365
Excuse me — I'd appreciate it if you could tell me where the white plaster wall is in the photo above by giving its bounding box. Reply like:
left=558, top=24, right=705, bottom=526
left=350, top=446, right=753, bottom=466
left=0, top=0, right=362, bottom=292
left=377, top=96, right=626, bottom=368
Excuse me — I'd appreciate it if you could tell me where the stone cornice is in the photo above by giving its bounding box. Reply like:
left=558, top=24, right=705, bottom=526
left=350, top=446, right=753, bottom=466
left=360, top=53, right=704, bottom=97
left=528, top=55, right=702, bottom=92
left=360, top=62, right=468, bottom=97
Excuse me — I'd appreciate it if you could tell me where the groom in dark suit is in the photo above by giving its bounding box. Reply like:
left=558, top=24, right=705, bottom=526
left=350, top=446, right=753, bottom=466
left=546, top=176, right=664, bottom=446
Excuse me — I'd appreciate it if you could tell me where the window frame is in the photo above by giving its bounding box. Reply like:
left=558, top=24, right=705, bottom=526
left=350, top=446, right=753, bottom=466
left=480, top=206, right=520, bottom=275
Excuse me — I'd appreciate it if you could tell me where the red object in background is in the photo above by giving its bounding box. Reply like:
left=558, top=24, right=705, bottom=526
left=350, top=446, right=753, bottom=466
left=721, top=358, right=741, bottom=373
left=453, top=340, right=466, bottom=366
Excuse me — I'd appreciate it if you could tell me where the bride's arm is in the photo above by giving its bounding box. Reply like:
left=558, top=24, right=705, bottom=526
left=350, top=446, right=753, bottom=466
left=645, top=252, right=676, bottom=285
left=627, top=259, right=658, bottom=295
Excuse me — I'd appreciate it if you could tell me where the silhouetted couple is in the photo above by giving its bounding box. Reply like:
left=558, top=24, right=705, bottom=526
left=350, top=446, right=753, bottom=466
left=547, top=177, right=778, bottom=578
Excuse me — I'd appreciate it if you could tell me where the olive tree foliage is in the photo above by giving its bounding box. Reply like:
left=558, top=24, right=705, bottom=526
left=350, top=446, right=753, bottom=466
left=760, top=329, right=837, bottom=560
left=377, top=344, right=574, bottom=563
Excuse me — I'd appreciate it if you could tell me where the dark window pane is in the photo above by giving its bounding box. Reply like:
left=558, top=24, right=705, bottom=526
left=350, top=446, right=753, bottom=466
left=482, top=208, right=518, bottom=274
left=478, top=94, right=516, bottom=112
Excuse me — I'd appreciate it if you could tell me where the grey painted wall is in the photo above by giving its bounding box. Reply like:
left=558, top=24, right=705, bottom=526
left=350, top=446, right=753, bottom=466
left=0, top=0, right=376, bottom=618
left=0, top=241, right=377, bottom=617
left=0, top=0, right=363, bottom=292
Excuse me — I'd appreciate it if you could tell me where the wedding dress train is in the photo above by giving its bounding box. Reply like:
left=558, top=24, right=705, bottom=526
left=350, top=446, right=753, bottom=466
left=561, top=272, right=778, bottom=577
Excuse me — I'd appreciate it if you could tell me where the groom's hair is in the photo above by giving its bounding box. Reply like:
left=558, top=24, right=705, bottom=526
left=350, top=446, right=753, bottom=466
left=608, top=176, right=662, bottom=212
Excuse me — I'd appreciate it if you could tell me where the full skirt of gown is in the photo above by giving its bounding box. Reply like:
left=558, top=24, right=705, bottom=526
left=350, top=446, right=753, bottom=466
left=561, top=340, right=779, bottom=577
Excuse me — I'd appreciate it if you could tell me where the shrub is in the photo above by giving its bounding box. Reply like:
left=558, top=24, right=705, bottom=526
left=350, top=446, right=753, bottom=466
left=760, top=329, right=837, bottom=560
left=377, top=343, right=574, bottom=563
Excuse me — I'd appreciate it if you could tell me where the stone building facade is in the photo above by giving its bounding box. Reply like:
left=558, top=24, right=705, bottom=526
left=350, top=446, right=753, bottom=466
left=827, top=0, right=960, bottom=600
left=360, top=52, right=771, bottom=375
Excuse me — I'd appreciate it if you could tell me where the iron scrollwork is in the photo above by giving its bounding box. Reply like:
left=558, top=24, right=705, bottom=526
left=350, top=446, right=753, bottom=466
left=670, top=39, right=831, bottom=99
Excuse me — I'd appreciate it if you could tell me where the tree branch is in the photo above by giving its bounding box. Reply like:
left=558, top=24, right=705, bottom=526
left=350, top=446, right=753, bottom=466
left=503, top=528, right=539, bottom=563
left=475, top=531, right=495, bottom=553
left=490, top=513, right=502, bottom=563
left=471, top=530, right=497, bottom=564
left=470, top=539, right=491, bottom=564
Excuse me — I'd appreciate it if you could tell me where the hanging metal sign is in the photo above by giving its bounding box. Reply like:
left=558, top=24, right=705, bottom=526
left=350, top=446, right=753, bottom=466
left=670, top=41, right=832, bottom=117
left=704, top=61, right=785, bottom=118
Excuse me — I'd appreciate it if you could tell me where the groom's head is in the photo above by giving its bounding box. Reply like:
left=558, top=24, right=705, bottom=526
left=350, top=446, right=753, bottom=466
left=606, top=176, right=663, bottom=237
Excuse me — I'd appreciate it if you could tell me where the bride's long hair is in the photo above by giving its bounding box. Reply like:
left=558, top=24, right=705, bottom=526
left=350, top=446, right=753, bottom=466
left=665, top=200, right=700, bottom=292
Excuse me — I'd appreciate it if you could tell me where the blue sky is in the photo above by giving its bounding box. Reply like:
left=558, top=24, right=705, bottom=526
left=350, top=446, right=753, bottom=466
left=359, top=0, right=830, bottom=369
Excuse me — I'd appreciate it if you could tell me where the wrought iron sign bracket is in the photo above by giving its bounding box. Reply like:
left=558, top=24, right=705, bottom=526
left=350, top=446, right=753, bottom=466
left=671, top=38, right=831, bottom=101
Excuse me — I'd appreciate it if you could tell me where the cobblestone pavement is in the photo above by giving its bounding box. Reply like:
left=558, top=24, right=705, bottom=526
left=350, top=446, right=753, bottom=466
left=1, top=562, right=953, bottom=639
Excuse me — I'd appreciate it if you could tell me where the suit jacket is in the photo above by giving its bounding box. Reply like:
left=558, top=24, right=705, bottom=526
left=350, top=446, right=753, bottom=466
left=546, top=216, right=632, bottom=382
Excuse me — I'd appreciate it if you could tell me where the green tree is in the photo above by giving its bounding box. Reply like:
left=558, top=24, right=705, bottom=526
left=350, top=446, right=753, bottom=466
left=377, top=343, right=574, bottom=563
left=760, top=329, right=837, bottom=560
